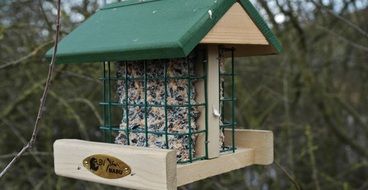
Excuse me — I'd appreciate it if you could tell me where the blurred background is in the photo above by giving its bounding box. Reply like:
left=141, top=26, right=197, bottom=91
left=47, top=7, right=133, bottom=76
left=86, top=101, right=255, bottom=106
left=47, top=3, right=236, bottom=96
left=0, top=0, right=367, bottom=189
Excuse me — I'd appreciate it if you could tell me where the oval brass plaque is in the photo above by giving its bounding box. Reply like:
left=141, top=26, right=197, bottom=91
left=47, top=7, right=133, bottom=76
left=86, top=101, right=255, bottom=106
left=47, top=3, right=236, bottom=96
left=82, top=154, right=131, bottom=179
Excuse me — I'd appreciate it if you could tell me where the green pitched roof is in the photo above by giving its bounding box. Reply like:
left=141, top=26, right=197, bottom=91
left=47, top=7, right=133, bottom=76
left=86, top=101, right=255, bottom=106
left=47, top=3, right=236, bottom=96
left=46, top=0, right=281, bottom=64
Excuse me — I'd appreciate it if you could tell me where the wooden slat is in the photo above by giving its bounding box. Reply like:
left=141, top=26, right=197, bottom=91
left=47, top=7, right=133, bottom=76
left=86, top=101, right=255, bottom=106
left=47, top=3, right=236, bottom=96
left=222, top=44, right=278, bottom=57
left=54, top=139, right=177, bottom=190
left=177, top=129, right=273, bottom=186
left=224, top=129, right=274, bottom=165
left=177, top=148, right=254, bottom=186
left=206, top=45, right=220, bottom=158
left=201, top=3, right=269, bottom=45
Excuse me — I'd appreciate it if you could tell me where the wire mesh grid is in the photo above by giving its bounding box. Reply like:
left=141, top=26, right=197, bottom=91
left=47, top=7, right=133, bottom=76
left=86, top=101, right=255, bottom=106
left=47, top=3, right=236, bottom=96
left=99, top=47, right=236, bottom=163
left=100, top=50, right=209, bottom=163
left=219, top=47, right=237, bottom=153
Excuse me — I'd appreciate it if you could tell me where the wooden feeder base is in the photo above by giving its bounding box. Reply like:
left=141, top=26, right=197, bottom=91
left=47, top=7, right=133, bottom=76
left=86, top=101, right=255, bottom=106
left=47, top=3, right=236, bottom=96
left=53, top=129, right=273, bottom=190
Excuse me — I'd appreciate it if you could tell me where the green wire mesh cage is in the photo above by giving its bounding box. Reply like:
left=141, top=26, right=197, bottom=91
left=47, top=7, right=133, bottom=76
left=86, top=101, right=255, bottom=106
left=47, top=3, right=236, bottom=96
left=99, top=46, right=236, bottom=163
left=219, top=47, right=237, bottom=153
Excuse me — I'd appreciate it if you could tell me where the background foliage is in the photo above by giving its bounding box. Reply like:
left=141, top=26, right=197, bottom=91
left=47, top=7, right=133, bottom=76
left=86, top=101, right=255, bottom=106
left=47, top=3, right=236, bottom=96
left=0, top=0, right=367, bottom=189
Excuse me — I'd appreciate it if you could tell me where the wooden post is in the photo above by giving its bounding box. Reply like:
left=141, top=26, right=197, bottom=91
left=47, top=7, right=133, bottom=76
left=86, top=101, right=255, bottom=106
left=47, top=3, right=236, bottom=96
left=206, top=45, right=220, bottom=159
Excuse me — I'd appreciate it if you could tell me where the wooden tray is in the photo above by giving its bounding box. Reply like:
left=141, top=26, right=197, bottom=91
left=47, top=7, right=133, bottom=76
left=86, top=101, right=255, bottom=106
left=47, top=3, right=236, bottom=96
left=53, top=129, right=273, bottom=190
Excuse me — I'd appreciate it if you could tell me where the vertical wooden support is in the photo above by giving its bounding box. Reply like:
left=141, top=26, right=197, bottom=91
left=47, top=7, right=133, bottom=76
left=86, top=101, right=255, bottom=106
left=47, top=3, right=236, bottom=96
left=206, top=45, right=220, bottom=158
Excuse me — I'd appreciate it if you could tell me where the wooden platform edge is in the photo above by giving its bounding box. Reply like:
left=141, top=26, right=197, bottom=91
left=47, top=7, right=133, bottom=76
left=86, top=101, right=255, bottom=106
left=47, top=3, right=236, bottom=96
left=224, top=129, right=274, bottom=165
left=177, top=129, right=273, bottom=186
left=53, top=129, right=273, bottom=189
left=53, top=139, right=177, bottom=190
left=176, top=148, right=254, bottom=186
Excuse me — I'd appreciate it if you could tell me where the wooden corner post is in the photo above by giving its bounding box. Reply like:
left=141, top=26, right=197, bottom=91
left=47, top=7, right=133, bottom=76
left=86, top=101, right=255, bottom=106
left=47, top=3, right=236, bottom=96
left=206, top=45, right=220, bottom=159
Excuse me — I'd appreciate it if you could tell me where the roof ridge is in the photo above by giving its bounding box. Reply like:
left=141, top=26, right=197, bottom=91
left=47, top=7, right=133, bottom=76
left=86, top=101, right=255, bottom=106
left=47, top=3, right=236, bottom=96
left=102, top=0, right=162, bottom=10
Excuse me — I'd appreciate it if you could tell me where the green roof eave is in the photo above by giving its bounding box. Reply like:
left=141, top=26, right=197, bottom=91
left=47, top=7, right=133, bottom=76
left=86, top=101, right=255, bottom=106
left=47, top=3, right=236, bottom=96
left=45, top=0, right=236, bottom=64
left=47, top=42, right=186, bottom=64
left=238, top=0, right=283, bottom=53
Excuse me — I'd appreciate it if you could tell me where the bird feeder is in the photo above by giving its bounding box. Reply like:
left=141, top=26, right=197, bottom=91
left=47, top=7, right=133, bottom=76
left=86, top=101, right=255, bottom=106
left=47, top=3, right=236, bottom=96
left=46, top=0, right=282, bottom=189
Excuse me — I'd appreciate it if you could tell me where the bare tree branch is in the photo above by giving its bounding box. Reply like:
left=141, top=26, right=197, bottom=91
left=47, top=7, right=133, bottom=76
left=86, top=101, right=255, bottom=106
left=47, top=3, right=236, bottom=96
left=275, top=0, right=308, bottom=50
left=305, top=125, right=321, bottom=190
left=309, top=0, right=368, bottom=39
left=49, top=90, right=90, bottom=140
left=61, top=70, right=102, bottom=84
left=316, top=25, right=368, bottom=52
left=0, top=152, right=52, bottom=159
left=0, top=0, right=61, bottom=178
left=69, top=98, right=103, bottom=125
left=1, top=118, right=48, bottom=170
left=38, top=0, right=53, bottom=31
left=0, top=41, right=53, bottom=70
left=317, top=99, right=368, bottom=159
left=274, top=161, right=302, bottom=190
